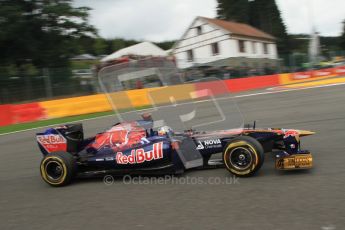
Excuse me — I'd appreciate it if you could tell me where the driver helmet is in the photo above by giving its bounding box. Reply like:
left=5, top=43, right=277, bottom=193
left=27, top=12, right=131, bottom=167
left=157, top=126, right=173, bottom=136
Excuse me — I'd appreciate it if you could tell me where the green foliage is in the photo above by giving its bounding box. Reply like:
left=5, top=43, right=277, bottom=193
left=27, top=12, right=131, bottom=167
left=288, top=35, right=310, bottom=53
left=340, top=20, right=345, bottom=50
left=251, top=0, right=290, bottom=54
left=71, top=60, right=98, bottom=70
left=0, top=0, right=96, bottom=69
left=71, top=38, right=175, bottom=57
left=320, top=36, right=341, bottom=53
left=217, top=0, right=250, bottom=23
left=0, top=0, right=97, bottom=102
left=111, top=38, right=127, bottom=52
left=216, top=0, right=290, bottom=55
left=289, top=34, right=341, bottom=54
left=155, top=41, right=175, bottom=50
left=93, top=38, right=107, bottom=55
left=22, top=63, right=39, bottom=76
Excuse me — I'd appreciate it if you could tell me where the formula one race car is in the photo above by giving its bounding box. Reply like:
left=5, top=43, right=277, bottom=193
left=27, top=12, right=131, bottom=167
left=37, top=114, right=315, bottom=186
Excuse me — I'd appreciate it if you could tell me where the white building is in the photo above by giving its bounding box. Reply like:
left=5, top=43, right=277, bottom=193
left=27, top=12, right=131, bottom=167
left=172, top=17, right=278, bottom=69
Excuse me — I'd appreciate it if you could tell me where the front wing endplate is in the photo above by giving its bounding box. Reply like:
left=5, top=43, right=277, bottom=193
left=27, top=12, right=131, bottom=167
left=275, top=154, right=313, bottom=170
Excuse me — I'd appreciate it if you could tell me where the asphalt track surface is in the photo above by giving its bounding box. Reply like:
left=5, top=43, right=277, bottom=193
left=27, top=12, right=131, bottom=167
left=1, top=84, right=345, bottom=230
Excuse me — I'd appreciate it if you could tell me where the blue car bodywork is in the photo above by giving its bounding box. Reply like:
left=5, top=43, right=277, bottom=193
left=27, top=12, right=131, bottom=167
left=37, top=117, right=314, bottom=186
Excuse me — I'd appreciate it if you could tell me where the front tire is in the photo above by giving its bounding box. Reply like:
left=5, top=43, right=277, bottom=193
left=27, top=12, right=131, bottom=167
left=223, top=136, right=264, bottom=177
left=40, top=151, right=77, bottom=186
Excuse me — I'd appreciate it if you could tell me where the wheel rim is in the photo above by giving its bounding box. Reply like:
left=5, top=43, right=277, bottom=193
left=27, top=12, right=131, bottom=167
left=229, top=147, right=253, bottom=170
left=45, top=161, right=64, bottom=181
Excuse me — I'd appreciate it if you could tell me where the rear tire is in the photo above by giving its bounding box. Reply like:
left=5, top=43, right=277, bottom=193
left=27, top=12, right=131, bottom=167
left=40, top=151, right=77, bottom=187
left=223, top=136, right=264, bottom=177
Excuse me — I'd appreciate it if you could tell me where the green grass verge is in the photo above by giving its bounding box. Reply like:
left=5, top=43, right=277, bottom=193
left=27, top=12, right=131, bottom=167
left=0, top=111, right=115, bottom=134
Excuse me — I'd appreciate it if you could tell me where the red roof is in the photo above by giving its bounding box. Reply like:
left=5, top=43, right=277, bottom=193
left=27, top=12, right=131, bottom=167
left=201, top=17, right=275, bottom=41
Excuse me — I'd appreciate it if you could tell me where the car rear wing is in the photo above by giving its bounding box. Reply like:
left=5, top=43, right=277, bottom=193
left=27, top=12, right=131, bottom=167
left=36, top=124, right=84, bottom=155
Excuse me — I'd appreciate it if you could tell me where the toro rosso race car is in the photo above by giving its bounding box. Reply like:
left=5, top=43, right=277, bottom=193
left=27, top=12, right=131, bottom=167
left=37, top=114, right=315, bottom=187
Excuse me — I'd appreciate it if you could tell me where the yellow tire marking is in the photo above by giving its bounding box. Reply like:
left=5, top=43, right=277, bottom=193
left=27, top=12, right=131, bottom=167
left=40, top=156, right=67, bottom=185
left=223, top=141, right=259, bottom=175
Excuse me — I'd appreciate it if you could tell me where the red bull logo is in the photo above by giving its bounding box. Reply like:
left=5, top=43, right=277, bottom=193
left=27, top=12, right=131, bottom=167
left=116, top=142, right=163, bottom=164
left=37, top=134, right=66, bottom=144
left=37, top=134, right=67, bottom=152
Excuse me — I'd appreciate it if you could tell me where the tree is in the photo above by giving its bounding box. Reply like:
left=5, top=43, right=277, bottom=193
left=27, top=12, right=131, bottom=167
left=340, top=20, right=345, bottom=50
left=250, top=0, right=290, bottom=54
left=111, top=39, right=127, bottom=52
left=0, top=0, right=96, bottom=68
left=155, top=41, right=176, bottom=50
left=216, top=0, right=250, bottom=23
left=216, top=0, right=290, bottom=54
left=0, top=0, right=96, bottom=100
left=93, top=38, right=107, bottom=55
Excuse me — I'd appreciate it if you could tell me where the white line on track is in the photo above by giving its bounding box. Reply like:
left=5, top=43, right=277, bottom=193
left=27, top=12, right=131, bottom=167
left=1, top=82, right=344, bottom=136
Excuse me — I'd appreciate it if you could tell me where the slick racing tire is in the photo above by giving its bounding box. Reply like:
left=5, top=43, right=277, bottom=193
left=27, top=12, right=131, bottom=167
left=223, top=136, right=264, bottom=177
left=40, top=151, right=77, bottom=187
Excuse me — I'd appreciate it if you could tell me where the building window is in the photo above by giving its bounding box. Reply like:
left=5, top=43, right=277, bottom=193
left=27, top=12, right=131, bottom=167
left=252, top=42, right=256, bottom=54
left=187, top=49, right=194, bottom=62
left=196, top=26, right=202, bottom=35
left=263, top=43, right=269, bottom=54
left=238, top=40, right=246, bottom=53
left=211, top=42, right=220, bottom=55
